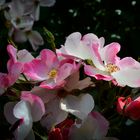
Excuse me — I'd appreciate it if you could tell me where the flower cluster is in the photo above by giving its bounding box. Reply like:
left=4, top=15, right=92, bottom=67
left=0, top=31, right=140, bottom=140
left=1, top=1, right=140, bottom=140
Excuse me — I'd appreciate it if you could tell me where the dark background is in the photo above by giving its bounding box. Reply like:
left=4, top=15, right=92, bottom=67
left=39, top=0, right=140, bottom=59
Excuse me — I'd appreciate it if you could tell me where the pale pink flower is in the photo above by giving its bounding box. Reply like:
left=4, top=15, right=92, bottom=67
left=57, top=32, right=140, bottom=87
left=24, top=49, right=76, bottom=89
left=64, top=71, right=94, bottom=92
left=69, top=111, right=118, bottom=140
left=4, top=92, right=45, bottom=140
left=56, top=32, right=104, bottom=61
left=29, top=87, right=94, bottom=130
left=7, top=44, right=34, bottom=64
left=41, top=93, right=94, bottom=130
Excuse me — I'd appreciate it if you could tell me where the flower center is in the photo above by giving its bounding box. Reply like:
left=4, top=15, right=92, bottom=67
left=48, top=69, right=57, bottom=78
left=105, top=63, right=120, bottom=73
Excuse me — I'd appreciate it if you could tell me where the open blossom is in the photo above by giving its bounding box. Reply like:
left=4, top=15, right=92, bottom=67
left=23, top=49, right=77, bottom=89
left=48, top=118, right=74, bottom=140
left=40, top=93, right=94, bottom=130
left=69, top=111, right=118, bottom=140
left=117, top=96, right=140, bottom=120
left=4, top=92, right=45, bottom=140
left=29, top=83, right=94, bottom=131
left=84, top=44, right=140, bottom=87
left=57, top=32, right=140, bottom=88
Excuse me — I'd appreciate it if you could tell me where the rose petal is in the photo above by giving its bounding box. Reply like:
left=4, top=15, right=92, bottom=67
left=40, top=97, right=68, bottom=130
left=21, top=92, right=45, bottom=121
left=60, top=94, right=94, bottom=120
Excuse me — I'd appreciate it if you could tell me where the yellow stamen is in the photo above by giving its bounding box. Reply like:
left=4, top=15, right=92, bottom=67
left=48, top=69, right=57, bottom=78
left=105, top=63, right=120, bottom=73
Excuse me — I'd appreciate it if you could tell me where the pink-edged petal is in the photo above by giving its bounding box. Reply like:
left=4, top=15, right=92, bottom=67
left=40, top=97, right=68, bottom=130
left=28, top=30, right=44, bottom=51
left=69, top=111, right=109, bottom=140
left=56, top=63, right=73, bottom=83
left=24, top=59, right=48, bottom=81
left=0, top=62, right=22, bottom=92
left=21, top=92, right=45, bottom=121
left=61, top=32, right=92, bottom=60
left=69, top=117, right=95, bottom=140
left=17, top=49, right=34, bottom=63
left=112, top=69, right=140, bottom=87
left=100, top=43, right=120, bottom=64
left=64, top=71, right=93, bottom=91
left=82, top=33, right=101, bottom=47
left=84, top=65, right=112, bottom=81
left=13, top=100, right=32, bottom=120
left=40, top=0, right=56, bottom=7
left=75, top=77, right=94, bottom=90
left=116, top=57, right=140, bottom=70
left=91, top=111, right=109, bottom=137
left=31, top=86, right=57, bottom=103
left=7, top=44, right=17, bottom=63
left=81, top=34, right=104, bottom=70
left=99, top=37, right=105, bottom=48
left=60, top=94, right=94, bottom=120
left=8, top=62, right=23, bottom=85
left=40, top=79, right=65, bottom=89
left=4, top=102, right=17, bottom=124
left=40, top=49, right=59, bottom=68
left=13, top=100, right=32, bottom=140
left=64, top=71, right=79, bottom=91
left=69, top=113, right=98, bottom=140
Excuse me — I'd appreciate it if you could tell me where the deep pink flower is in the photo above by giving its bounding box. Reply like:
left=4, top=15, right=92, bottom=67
left=24, top=49, right=76, bottom=89
left=0, top=45, right=23, bottom=95
left=117, top=96, right=140, bottom=120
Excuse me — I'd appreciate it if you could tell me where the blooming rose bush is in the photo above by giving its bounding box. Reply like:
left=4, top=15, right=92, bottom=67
left=0, top=1, right=140, bottom=140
